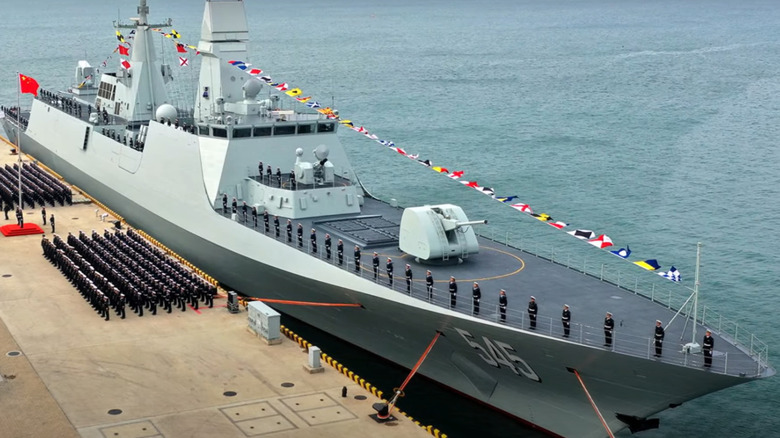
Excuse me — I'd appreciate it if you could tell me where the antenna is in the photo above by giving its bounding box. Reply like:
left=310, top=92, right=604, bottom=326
left=691, top=242, right=702, bottom=345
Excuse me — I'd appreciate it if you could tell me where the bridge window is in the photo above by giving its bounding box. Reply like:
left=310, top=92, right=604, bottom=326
left=253, top=126, right=272, bottom=136
left=275, top=125, right=295, bottom=136
left=212, top=127, right=227, bottom=138
left=318, top=122, right=335, bottom=133
left=297, top=124, right=314, bottom=134
left=234, top=127, right=252, bottom=138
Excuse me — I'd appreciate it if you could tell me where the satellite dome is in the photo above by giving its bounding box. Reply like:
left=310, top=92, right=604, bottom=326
left=314, top=144, right=330, bottom=160
left=243, top=79, right=262, bottom=99
left=295, top=148, right=304, bottom=157
left=155, top=104, right=177, bottom=122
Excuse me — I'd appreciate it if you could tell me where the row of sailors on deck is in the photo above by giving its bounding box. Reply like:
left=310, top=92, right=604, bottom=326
left=258, top=161, right=296, bottom=189
left=1, top=105, right=28, bottom=128
left=159, top=117, right=197, bottom=134
left=41, top=229, right=216, bottom=320
left=101, top=128, right=145, bottom=151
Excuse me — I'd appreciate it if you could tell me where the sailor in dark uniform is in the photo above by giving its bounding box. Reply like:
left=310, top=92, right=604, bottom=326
left=354, top=245, right=361, bottom=272
left=231, top=197, right=238, bottom=214
left=372, top=252, right=380, bottom=280
left=50, top=214, right=55, bottom=233
left=527, top=296, right=538, bottom=329
left=654, top=320, right=665, bottom=357
left=325, top=233, right=332, bottom=259
left=472, top=282, right=481, bottom=315
left=310, top=228, right=317, bottom=253
left=266, top=165, right=272, bottom=183
left=290, top=169, right=296, bottom=190
left=703, top=329, right=714, bottom=367
left=499, top=289, right=508, bottom=322
left=274, top=215, right=280, bottom=237
left=297, top=223, right=303, bottom=247
left=337, top=239, right=344, bottom=265
left=242, top=201, right=248, bottom=223
left=262, top=210, right=269, bottom=233
left=252, top=206, right=258, bottom=228
left=41, top=206, right=47, bottom=225
left=604, top=312, right=615, bottom=347
left=405, top=264, right=413, bottom=293
left=258, top=161, right=263, bottom=178
left=386, top=257, right=394, bottom=286
left=117, top=293, right=126, bottom=319
left=448, top=277, right=457, bottom=309
left=425, top=270, right=433, bottom=300
left=222, top=193, right=227, bottom=212
left=16, top=207, right=23, bottom=227
left=286, top=219, right=293, bottom=242
left=561, top=305, right=571, bottom=337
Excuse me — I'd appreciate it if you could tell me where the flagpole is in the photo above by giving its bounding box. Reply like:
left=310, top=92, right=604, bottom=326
left=16, top=71, right=23, bottom=210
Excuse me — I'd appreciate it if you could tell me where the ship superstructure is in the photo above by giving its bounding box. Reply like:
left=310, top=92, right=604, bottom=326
left=1, top=1, right=773, bottom=437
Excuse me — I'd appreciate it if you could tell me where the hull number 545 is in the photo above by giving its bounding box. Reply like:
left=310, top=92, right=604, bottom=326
left=456, top=328, right=541, bottom=382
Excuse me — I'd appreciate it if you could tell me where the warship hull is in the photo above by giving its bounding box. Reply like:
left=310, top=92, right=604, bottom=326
left=1, top=100, right=754, bottom=438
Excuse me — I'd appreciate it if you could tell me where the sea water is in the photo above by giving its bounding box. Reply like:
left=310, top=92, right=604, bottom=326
left=1, top=0, right=778, bottom=436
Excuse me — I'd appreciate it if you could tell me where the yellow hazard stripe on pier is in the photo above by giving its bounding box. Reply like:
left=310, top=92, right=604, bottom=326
left=279, top=325, right=447, bottom=438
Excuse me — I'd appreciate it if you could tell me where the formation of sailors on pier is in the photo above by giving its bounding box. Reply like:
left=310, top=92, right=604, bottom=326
left=1, top=105, right=28, bottom=129
left=41, top=228, right=217, bottom=320
left=0, top=162, right=72, bottom=211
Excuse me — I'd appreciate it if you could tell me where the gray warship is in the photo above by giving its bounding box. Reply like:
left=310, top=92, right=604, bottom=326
left=1, top=1, right=773, bottom=437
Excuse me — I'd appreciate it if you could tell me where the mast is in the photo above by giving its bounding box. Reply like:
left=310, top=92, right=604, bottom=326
left=15, top=72, right=22, bottom=209
left=691, top=242, right=702, bottom=345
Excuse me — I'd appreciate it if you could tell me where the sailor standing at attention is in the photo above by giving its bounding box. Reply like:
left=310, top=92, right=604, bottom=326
left=425, top=270, right=434, bottom=300
left=286, top=219, right=292, bottom=242
left=372, top=252, right=380, bottom=280
left=499, top=289, right=508, bottom=322
left=231, top=197, right=238, bottom=214
left=472, top=282, right=481, bottom=315
left=337, top=239, right=344, bottom=265
left=16, top=207, right=23, bottom=227
left=274, top=215, right=280, bottom=237
left=310, top=228, right=317, bottom=253
left=604, top=312, right=615, bottom=347
left=242, top=201, right=248, bottom=223
left=263, top=210, right=270, bottom=233
left=251, top=206, right=258, bottom=228
left=354, top=246, right=361, bottom=272
left=41, top=206, right=47, bottom=225
left=222, top=193, right=227, bottom=212
left=703, top=329, right=714, bottom=367
left=325, top=233, right=332, bottom=259
left=405, top=264, right=413, bottom=293
left=386, top=257, right=394, bottom=286
left=654, top=320, right=665, bottom=357
left=50, top=214, right=55, bottom=233
left=297, top=223, right=303, bottom=247
left=448, top=276, right=457, bottom=309
left=528, top=296, right=538, bottom=329
left=561, top=304, right=571, bottom=338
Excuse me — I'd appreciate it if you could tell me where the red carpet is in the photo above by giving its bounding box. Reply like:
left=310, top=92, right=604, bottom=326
left=1, top=223, right=45, bottom=236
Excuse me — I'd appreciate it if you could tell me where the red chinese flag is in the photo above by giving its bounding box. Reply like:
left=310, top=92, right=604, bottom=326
left=118, top=45, right=130, bottom=56
left=19, top=73, right=39, bottom=96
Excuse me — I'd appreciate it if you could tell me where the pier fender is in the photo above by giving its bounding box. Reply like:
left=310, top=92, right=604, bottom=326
left=615, top=413, right=660, bottom=433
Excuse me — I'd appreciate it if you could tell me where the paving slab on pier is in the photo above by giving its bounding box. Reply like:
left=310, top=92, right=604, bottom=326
left=0, top=147, right=430, bottom=438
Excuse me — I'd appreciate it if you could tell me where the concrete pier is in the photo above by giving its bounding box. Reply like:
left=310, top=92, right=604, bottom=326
left=0, top=145, right=435, bottom=438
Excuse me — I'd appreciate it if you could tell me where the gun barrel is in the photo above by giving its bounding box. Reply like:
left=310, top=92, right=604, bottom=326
left=455, top=219, right=488, bottom=228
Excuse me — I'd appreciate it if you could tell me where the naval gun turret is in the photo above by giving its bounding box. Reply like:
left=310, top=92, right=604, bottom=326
left=399, top=204, right=487, bottom=263
left=294, top=144, right=334, bottom=186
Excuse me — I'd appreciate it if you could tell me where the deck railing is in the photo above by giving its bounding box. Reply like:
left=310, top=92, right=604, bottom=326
left=229, top=211, right=769, bottom=378
left=481, top=229, right=770, bottom=376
